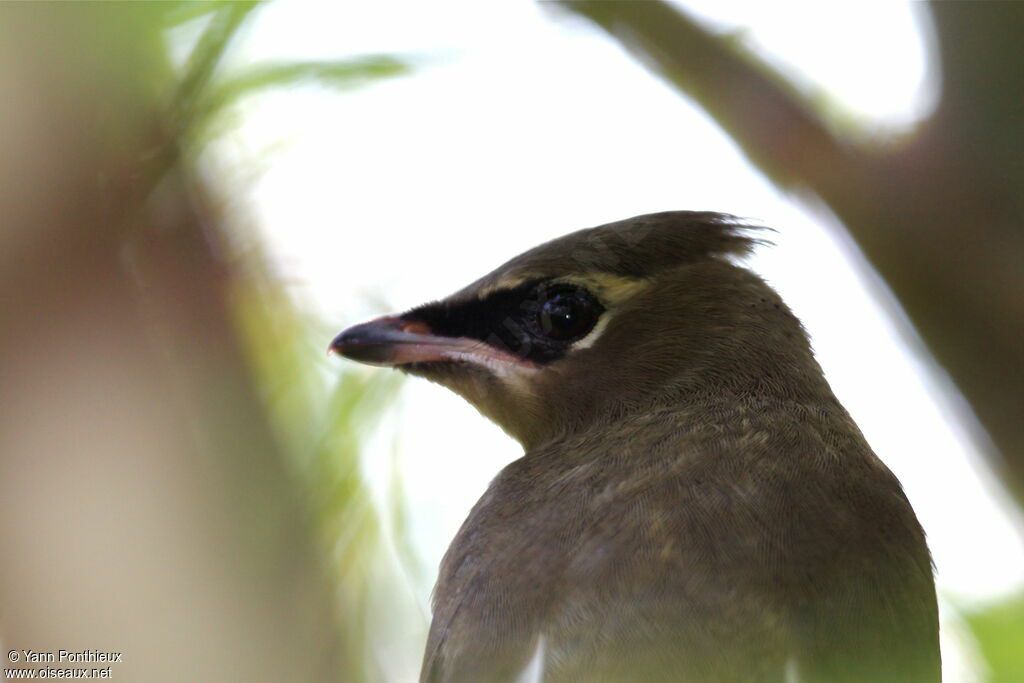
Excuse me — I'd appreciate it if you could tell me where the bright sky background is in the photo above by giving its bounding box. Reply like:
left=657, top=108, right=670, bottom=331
left=199, top=1, right=1023, bottom=680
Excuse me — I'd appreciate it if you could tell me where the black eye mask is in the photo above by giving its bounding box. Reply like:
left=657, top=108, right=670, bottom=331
left=402, top=280, right=605, bottom=365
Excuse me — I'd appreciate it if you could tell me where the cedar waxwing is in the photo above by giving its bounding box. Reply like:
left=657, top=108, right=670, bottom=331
left=331, top=212, right=940, bottom=683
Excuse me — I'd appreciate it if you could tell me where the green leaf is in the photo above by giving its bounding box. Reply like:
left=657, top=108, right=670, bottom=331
left=172, top=1, right=261, bottom=124
left=161, top=0, right=255, bottom=27
left=208, top=56, right=410, bottom=108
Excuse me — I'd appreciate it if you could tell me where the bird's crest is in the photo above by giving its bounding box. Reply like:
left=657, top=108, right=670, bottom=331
left=461, top=211, right=766, bottom=302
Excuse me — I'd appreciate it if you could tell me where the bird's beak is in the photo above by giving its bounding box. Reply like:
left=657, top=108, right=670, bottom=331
left=329, top=315, right=529, bottom=369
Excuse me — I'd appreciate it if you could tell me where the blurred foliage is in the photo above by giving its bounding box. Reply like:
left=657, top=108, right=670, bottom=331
left=231, top=260, right=404, bottom=681
left=163, top=2, right=410, bottom=161
left=199, top=57, right=409, bottom=126
left=162, top=2, right=415, bottom=680
left=0, top=0, right=423, bottom=678
left=162, top=0, right=255, bottom=27
left=966, top=594, right=1024, bottom=683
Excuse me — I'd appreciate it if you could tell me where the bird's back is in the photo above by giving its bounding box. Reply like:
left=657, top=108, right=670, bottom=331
left=423, top=395, right=940, bottom=682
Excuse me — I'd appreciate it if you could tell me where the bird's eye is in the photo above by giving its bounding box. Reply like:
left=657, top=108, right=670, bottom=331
left=537, top=286, right=602, bottom=341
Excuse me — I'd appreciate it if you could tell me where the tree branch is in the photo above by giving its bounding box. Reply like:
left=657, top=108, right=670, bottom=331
left=554, top=0, right=871, bottom=203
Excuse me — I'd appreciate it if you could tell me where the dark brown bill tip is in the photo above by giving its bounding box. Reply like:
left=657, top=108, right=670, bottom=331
left=329, top=316, right=409, bottom=365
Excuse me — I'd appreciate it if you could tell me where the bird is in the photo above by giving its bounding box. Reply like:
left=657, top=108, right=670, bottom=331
left=330, top=211, right=940, bottom=683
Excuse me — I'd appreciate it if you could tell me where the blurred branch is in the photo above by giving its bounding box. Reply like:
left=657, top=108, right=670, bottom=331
left=554, top=0, right=868, bottom=200
left=930, top=1, right=1024, bottom=190
left=555, top=0, right=1024, bottom=504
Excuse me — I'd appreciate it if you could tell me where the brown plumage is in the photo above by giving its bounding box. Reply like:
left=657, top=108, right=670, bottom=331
left=331, top=211, right=940, bottom=682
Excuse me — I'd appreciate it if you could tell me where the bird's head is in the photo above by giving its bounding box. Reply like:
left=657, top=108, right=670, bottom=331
left=332, top=211, right=824, bottom=449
